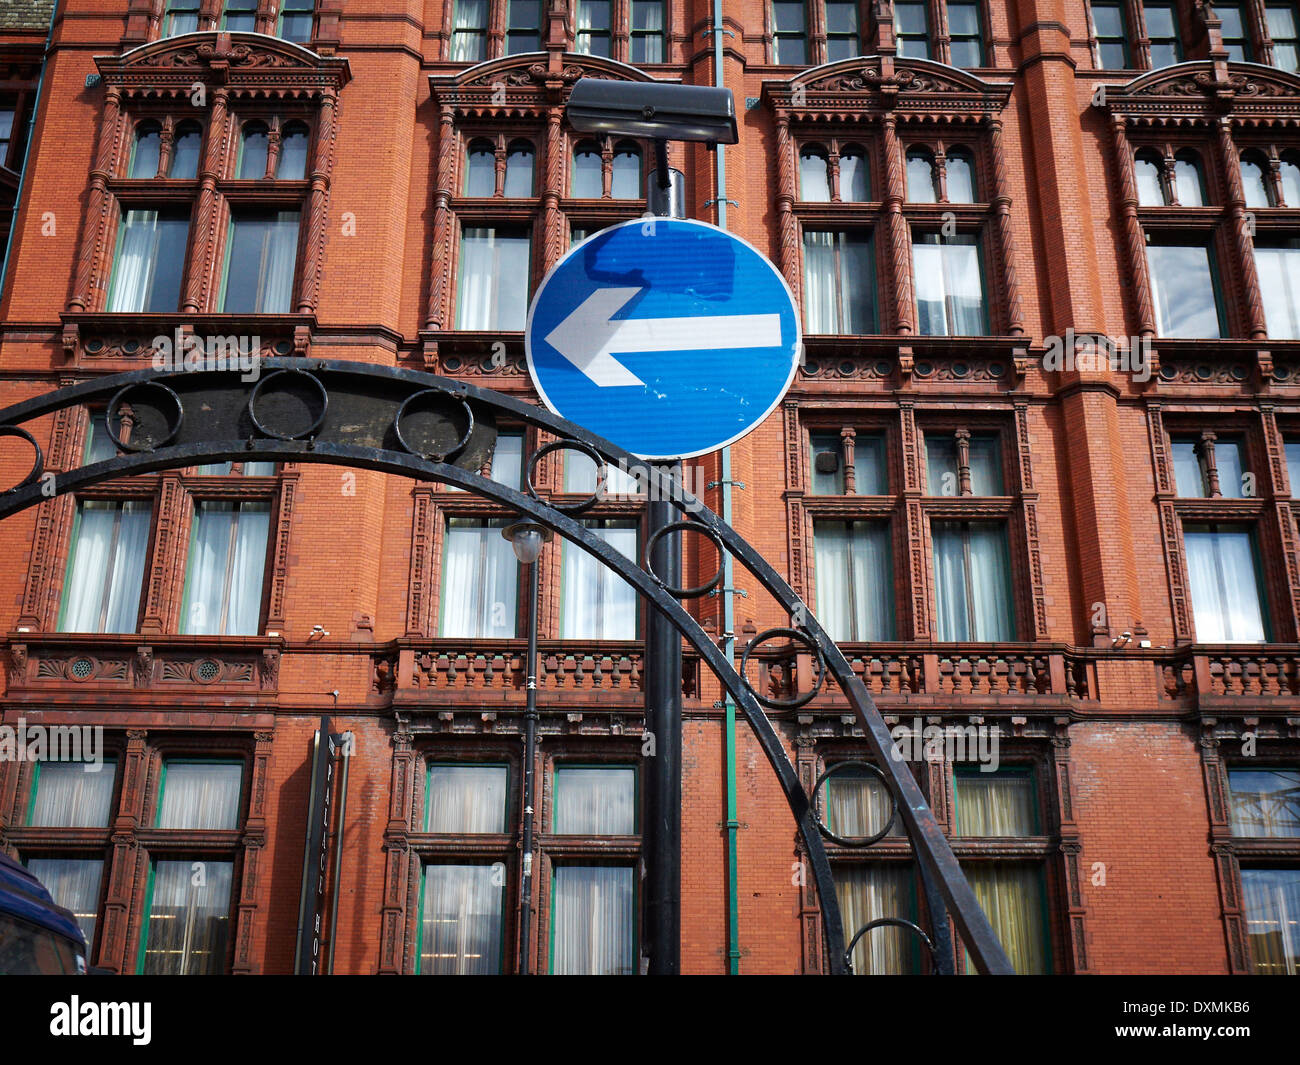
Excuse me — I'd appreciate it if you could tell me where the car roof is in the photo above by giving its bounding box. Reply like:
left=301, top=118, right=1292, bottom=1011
left=0, top=852, right=86, bottom=949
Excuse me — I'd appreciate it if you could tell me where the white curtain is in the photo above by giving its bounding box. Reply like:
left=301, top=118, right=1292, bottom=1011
left=426, top=765, right=508, bottom=833
left=132, top=127, right=161, bottom=179
left=456, top=228, right=530, bottom=330
left=565, top=451, right=638, bottom=497
left=451, top=0, right=488, bottom=62
left=1184, top=525, right=1267, bottom=642
left=227, top=502, right=269, bottom=635
left=165, top=4, right=198, bottom=36
left=631, top=0, right=663, bottom=62
left=1242, top=869, right=1300, bottom=975
left=947, top=154, right=975, bottom=202
left=1146, top=243, right=1221, bottom=338
left=142, top=859, right=233, bottom=975
left=30, top=760, right=117, bottom=827
left=107, top=210, right=158, bottom=312
left=183, top=501, right=269, bottom=636
left=60, top=501, right=150, bottom=634
left=968, top=524, right=1013, bottom=640
left=1228, top=769, right=1300, bottom=837
left=954, top=773, right=1035, bottom=836
left=157, top=762, right=242, bottom=830
left=25, top=858, right=104, bottom=945
left=814, top=521, right=894, bottom=641
left=800, top=151, right=831, bottom=202
left=1284, top=161, right=1300, bottom=206
left=1241, top=159, right=1271, bottom=208
left=912, top=239, right=945, bottom=334
left=552, top=866, right=635, bottom=974
left=932, top=523, right=969, bottom=640
left=239, top=126, right=269, bottom=179
left=963, top=864, right=1048, bottom=974
left=262, top=210, right=299, bottom=313
left=967, top=435, right=1002, bottom=494
left=835, top=865, right=915, bottom=974
left=421, top=865, right=504, bottom=974
left=907, top=155, right=936, bottom=202
left=925, top=434, right=959, bottom=496
left=554, top=767, right=635, bottom=834
left=577, top=0, right=608, bottom=55
left=561, top=522, right=637, bottom=639
left=1255, top=245, right=1300, bottom=339
left=803, top=231, right=836, bottom=333
left=914, top=237, right=984, bottom=335
left=1216, top=440, right=1245, bottom=498
left=440, top=519, right=518, bottom=638
left=1172, top=441, right=1204, bottom=496
left=825, top=770, right=899, bottom=838
left=839, top=150, right=868, bottom=201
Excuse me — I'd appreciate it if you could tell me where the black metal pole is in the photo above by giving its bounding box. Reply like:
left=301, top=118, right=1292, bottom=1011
left=918, top=860, right=955, bottom=974
left=518, top=557, right=540, bottom=974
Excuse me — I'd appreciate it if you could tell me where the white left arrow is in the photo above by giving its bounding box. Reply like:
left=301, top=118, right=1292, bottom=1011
left=544, top=286, right=783, bottom=388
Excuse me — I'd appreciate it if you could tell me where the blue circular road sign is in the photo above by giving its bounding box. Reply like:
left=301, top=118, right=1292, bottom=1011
left=525, top=217, right=801, bottom=461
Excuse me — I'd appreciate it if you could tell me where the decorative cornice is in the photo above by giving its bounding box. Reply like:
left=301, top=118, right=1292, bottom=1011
left=429, top=51, right=672, bottom=114
left=1107, top=61, right=1300, bottom=121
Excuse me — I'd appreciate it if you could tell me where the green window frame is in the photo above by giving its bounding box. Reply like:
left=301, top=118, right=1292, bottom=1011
left=220, top=0, right=258, bottom=32
left=278, top=0, right=315, bottom=42
left=424, top=763, right=511, bottom=833
left=415, top=862, right=507, bottom=974
left=547, top=863, right=639, bottom=974
left=552, top=764, right=639, bottom=834
left=1091, top=1, right=1131, bottom=68
left=1144, top=2, right=1182, bottom=67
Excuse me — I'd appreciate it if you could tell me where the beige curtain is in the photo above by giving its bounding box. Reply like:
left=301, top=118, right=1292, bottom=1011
left=835, top=865, right=916, bottom=974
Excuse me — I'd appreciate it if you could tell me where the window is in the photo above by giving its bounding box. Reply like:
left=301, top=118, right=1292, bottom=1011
left=895, top=1, right=930, bottom=58
left=1146, top=240, right=1222, bottom=338
left=278, top=0, right=315, bottom=42
left=913, top=233, right=986, bottom=336
left=221, top=0, right=258, bottom=33
left=1171, top=435, right=1246, bottom=498
left=29, top=761, right=117, bottom=828
left=1282, top=153, right=1300, bottom=205
left=156, top=762, right=242, bottom=829
left=824, top=767, right=903, bottom=838
left=572, top=141, right=602, bottom=198
left=611, top=143, right=640, bottom=199
left=554, top=766, right=636, bottom=834
left=1228, top=769, right=1300, bottom=837
left=447, top=430, right=523, bottom=493
left=840, top=147, right=869, bottom=201
left=1268, top=4, right=1300, bottom=71
left=630, top=0, right=665, bottom=63
left=427, top=764, right=509, bottom=832
left=1144, top=2, right=1182, bottom=67
left=440, top=517, right=518, bottom=637
left=465, top=139, right=495, bottom=197
left=452, top=0, right=489, bottom=62
left=954, top=771, right=1049, bottom=974
left=164, top=0, right=200, bottom=35
left=906, top=150, right=937, bottom=203
left=1092, top=0, right=1130, bottom=68
left=170, top=121, right=202, bottom=179
left=279, top=122, right=310, bottom=180
left=1256, top=238, right=1300, bottom=338
left=925, top=431, right=1003, bottom=496
left=0, top=104, right=14, bottom=169
left=1173, top=150, right=1205, bottom=206
left=947, top=2, right=984, bottom=67
left=814, top=521, right=895, bottom=641
left=505, top=140, right=535, bottom=197
left=932, top=522, right=1014, bottom=641
left=1241, top=151, right=1273, bottom=208
left=58, top=500, right=151, bottom=633
left=825, top=0, right=861, bottom=60
left=25, top=858, right=104, bottom=947
left=1286, top=438, right=1300, bottom=497
left=1135, top=150, right=1164, bottom=206
left=800, top=146, right=831, bottom=202
left=107, top=207, right=190, bottom=313
left=506, top=0, right=542, bottom=53
left=803, top=230, right=876, bottom=334
left=456, top=227, right=530, bottom=330
left=239, top=122, right=269, bottom=179
left=1183, top=524, right=1267, bottom=642
left=83, top=413, right=118, bottom=465
left=1241, top=868, right=1300, bottom=974
left=193, top=461, right=278, bottom=476
left=221, top=209, right=301, bottom=314
left=181, top=500, right=271, bottom=636
left=561, top=521, right=638, bottom=639
left=576, top=0, right=612, bottom=56
left=809, top=431, right=886, bottom=495
left=835, top=865, right=917, bottom=974
left=564, top=450, right=641, bottom=497
left=131, top=122, right=162, bottom=179
left=773, top=0, right=808, bottom=64
left=1218, top=4, right=1252, bottom=61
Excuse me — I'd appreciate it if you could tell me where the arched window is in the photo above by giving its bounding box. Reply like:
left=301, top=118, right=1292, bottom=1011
left=239, top=121, right=270, bottom=179
left=1281, top=152, right=1300, bottom=207
left=1134, top=150, right=1164, bottom=206
left=130, top=121, right=162, bottom=179
left=906, top=149, right=937, bottom=202
left=945, top=148, right=976, bottom=202
left=465, top=138, right=495, bottom=197
left=572, top=140, right=602, bottom=198
left=799, top=145, right=831, bottom=201
left=611, top=141, right=641, bottom=199
left=278, top=122, right=310, bottom=180
left=1173, top=149, right=1205, bottom=206
left=839, top=145, right=869, bottom=202
left=1240, top=151, right=1273, bottom=208
left=504, top=140, right=535, bottom=197
left=169, top=120, right=202, bottom=179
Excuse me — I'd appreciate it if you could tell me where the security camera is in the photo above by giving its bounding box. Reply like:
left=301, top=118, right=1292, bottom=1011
left=566, top=79, right=739, bottom=146
left=1111, top=631, right=1132, bottom=649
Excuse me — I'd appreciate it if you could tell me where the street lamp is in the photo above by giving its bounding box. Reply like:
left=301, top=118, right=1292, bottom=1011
left=501, top=519, right=552, bottom=974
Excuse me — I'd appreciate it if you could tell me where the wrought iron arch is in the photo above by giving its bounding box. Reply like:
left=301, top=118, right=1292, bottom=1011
left=0, top=358, right=1013, bottom=975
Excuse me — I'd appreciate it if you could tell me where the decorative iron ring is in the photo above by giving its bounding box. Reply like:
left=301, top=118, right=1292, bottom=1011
left=248, top=368, right=329, bottom=440
left=526, top=438, right=607, bottom=516
left=0, top=425, right=44, bottom=495
left=844, top=918, right=938, bottom=975
left=738, top=626, right=825, bottom=710
left=106, top=381, right=184, bottom=452
left=394, top=388, right=475, bottom=462
left=811, top=759, right=898, bottom=848
left=642, top=519, right=726, bottom=598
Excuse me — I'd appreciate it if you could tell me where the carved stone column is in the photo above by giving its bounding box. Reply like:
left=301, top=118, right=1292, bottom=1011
left=775, top=114, right=801, bottom=302
left=70, top=87, right=124, bottom=312
left=425, top=104, right=457, bottom=332
left=183, top=86, right=228, bottom=313
left=986, top=116, right=1024, bottom=336
left=543, top=105, right=565, bottom=268
left=232, top=729, right=274, bottom=973
left=882, top=113, right=913, bottom=335
left=1110, top=115, right=1156, bottom=338
left=101, top=729, right=148, bottom=972
left=1217, top=117, right=1268, bottom=340
left=379, top=718, right=416, bottom=974
left=297, top=87, right=336, bottom=313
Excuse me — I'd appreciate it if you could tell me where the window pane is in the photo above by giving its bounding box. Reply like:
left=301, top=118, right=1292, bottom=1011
left=1287, top=440, right=1300, bottom=497
left=825, top=768, right=903, bottom=838
left=563, top=450, right=640, bottom=496
left=1282, top=160, right=1300, bottom=205
left=420, top=865, right=503, bottom=974
left=1149, top=41, right=1180, bottom=66
left=24, top=858, right=103, bottom=946
left=182, top=500, right=270, bottom=635
left=465, top=141, right=495, bottom=196
left=491, top=431, right=524, bottom=487
left=631, top=0, right=664, bottom=63
left=800, top=149, right=830, bottom=201
left=505, top=143, right=535, bottom=197
left=906, top=153, right=936, bottom=202
left=1174, top=156, right=1204, bottom=205
left=1268, top=5, right=1297, bottom=40
left=279, top=0, right=314, bottom=42
left=456, top=227, right=530, bottom=330
left=773, top=0, right=807, bottom=64
left=963, top=864, right=1049, bottom=974
left=969, top=434, right=1003, bottom=494
left=1134, top=155, right=1163, bottom=205
left=854, top=434, right=887, bottom=493
left=222, top=0, right=257, bottom=31
left=170, top=123, right=202, bottom=179
left=810, top=433, right=845, bottom=494
left=1093, top=4, right=1125, bottom=39
left=926, top=434, right=959, bottom=496
left=1172, top=440, right=1205, bottom=496
left=426, top=765, right=508, bottom=832
left=955, top=773, right=1036, bottom=835
left=825, top=0, right=857, bottom=34
left=836, top=865, right=917, bottom=974
left=1255, top=241, right=1300, bottom=339
left=552, top=867, right=635, bottom=974
left=108, top=208, right=189, bottom=313
left=1099, top=40, right=1128, bottom=68
left=895, top=1, right=927, bottom=35
left=913, top=235, right=985, bottom=336
left=814, top=520, right=895, bottom=641
left=1146, top=242, right=1220, bottom=338
left=278, top=124, right=310, bottom=180
left=1216, top=440, right=1245, bottom=499
left=506, top=0, right=541, bottom=52
left=933, top=522, right=1014, bottom=641
left=239, top=124, right=269, bottom=179
left=611, top=145, right=640, bottom=198
left=577, top=0, right=611, bottom=55
left=222, top=209, right=300, bottom=314
left=157, top=762, right=242, bottom=830
left=1242, top=868, right=1300, bottom=974
left=946, top=153, right=975, bottom=202
left=1184, top=525, right=1267, bottom=642
left=561, top=521, right=637, bottom=639
left=1229, top=770, right=1300, bottom=837
left=572, top=144, right=602, bottom=197
left=30, top=761, right=117, bottom=827
left=1241, top=157, right=1271, bottom=208
left=840, top=150, right=869, bottom=201
left=452, top=0, right=489, bottom=62
left=131, top=124, right=161, bottom=179
left=440, top=518, right=517, bottom=637
left=554, top=766, right=636, bottom=834
left=84, top=413, right=118, bottom=464
left=802, top=231, right=875, bottom=333
left=142, top=859, right=232, bottom=975
left=59, top=500, right=151, bottom=633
